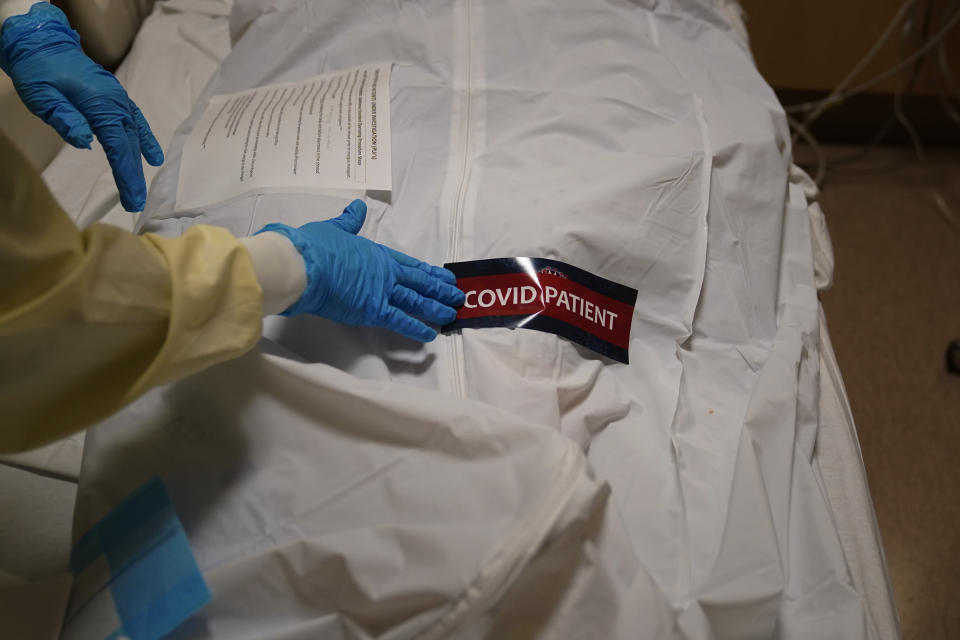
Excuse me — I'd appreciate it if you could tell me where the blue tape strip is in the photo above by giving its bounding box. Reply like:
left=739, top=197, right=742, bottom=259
left=70, top=477, right=211, bottom=640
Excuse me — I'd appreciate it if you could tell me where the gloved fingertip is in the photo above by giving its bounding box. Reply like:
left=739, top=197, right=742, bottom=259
left=121, top=197, right=146, bottom=212
left=329, top=199, right=367, bottom=234
left=63, top=124, right=93, bottom=149
left=143, top=145, right=164, bottom=167
left=139, top=129, right=164, bottom=166
left=387, top=308, right=438, bottom=342
left=438, top=305, right=458, bottom=325
left=439, top=281, right=466, bottom=307
left=438, top=268, right=458, bottom=285
left=129, top=100, right=165, bottom=165
left=116, top=178, right=147, bottom=212
left=118, top=185, right=147, bottom=212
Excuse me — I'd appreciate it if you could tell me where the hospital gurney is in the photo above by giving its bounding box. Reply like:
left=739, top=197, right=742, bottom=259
left=7, top=0, right=900, bottom=637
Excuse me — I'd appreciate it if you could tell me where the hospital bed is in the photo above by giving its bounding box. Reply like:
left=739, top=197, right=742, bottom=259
left=0, top=1, right=901, bottom=638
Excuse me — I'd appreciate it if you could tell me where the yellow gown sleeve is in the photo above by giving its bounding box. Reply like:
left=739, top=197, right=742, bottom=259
left=0, top=133, right=263, bottom=453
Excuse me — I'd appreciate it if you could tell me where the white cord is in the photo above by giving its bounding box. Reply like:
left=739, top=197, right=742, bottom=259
left=893, top=84, right=926, bottom=160
left=786, top=113, right=827, bottom=186
left=784, top=0, right=960, bottom=185
left=939, top=40, right=960, bottom=96
left=842, top=10, right=960, bottom=93
left=786, top=5, right=960, bottom=117
left=789, top=0, right=916, bottom=148
left=937, top=90, right=960, bottom=125
left=790, top=0, right=916, bottom=132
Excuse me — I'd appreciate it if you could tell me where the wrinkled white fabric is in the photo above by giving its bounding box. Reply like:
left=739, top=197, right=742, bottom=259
left=69, top=1, right=879, bottom=638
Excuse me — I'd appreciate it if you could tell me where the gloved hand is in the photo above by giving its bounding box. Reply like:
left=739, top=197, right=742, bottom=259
left=259, top=200, right=465, bottom=342
left=0, top=3, right=163, bottom=211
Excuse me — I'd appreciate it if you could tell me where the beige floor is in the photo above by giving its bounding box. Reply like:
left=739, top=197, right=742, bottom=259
left=810, top=145, right=960, bottom=640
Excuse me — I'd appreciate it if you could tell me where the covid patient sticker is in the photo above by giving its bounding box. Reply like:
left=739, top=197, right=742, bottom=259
left=442, top=258, right=638, bottom=363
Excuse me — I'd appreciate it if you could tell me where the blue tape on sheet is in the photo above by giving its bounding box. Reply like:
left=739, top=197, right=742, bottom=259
left=70, top=477, right=211, bottom=640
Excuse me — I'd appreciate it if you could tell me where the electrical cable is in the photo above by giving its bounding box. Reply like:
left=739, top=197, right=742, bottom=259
left=843, top=8, right=960, bottom=94
left=789, top=0, right=918, bottom=131
left=935, top=86, right=960, bottom=125
left=786, top=0, right=960, bottom=184
left=785, top=4, right=960, bottom=118
left=786, top=113, right=827, bottom=185
left=829, top=114, right=899, bottom=167
left=894, top=83, right=926, bottom=160
left=828, top=55, right=925, bottom=168
left=787, top=0, right=920, bottom=181
left=892, top=0, right=933, bottom=162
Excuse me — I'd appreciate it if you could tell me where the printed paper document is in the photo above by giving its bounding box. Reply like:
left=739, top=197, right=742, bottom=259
left=177, top=64, right=392, bottom=209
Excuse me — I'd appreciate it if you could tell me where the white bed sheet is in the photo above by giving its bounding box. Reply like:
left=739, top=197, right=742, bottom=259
left=805, top=177, right=900, bottom=640
left=35, top=1, right=900, bottom=638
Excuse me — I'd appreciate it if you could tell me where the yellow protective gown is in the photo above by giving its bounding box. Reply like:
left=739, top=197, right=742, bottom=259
left=0, top=133, right=263, bottom=453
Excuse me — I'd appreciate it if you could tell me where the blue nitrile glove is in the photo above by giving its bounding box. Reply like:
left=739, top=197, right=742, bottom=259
left=258, top=200, right=465, bottom=342
left=0, top=3, right=163, bottom=211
